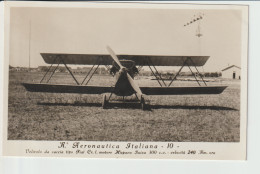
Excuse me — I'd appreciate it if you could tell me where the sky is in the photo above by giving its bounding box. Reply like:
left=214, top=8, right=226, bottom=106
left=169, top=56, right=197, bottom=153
left=8, top=5, right=245, bottom=72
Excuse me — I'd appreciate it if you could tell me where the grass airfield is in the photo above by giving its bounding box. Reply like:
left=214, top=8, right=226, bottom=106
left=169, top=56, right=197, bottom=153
left=8, top=72, right=240, bottom=142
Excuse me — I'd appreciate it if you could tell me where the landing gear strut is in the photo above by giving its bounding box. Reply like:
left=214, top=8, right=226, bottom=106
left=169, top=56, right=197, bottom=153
left=102, top=94, right=148, bottom=110
left=140, top=95, right=146, bottom=110
left=102, top=94, right=108, bottom=109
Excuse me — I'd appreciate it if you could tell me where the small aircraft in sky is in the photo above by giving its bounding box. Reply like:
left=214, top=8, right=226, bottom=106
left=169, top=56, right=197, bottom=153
left=22, top=46, right=227, bottom=110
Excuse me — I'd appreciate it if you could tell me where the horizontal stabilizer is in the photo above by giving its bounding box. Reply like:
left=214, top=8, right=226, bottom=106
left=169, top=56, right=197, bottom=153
left=22, top=83, right=114, bottom=94
left=140, top=86, right=227, bottom=95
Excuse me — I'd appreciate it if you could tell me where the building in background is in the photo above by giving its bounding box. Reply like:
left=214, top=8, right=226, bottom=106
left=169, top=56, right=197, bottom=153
left=221, top=65, right=241, bottom=79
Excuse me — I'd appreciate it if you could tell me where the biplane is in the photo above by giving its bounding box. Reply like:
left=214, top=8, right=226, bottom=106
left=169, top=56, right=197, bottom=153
left=22, top=46, right=227, bottom=110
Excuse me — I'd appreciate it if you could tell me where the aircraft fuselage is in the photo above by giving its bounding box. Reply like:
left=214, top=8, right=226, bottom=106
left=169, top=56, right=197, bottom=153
left=113, top=60, right=137, bottom=96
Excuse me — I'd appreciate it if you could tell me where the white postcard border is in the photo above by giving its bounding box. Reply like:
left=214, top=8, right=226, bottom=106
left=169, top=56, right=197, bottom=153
left=2, top=1, right=248, bottom=161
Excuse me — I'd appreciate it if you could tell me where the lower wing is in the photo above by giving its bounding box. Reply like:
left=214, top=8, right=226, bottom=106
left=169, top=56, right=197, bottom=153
left=22, top=83, right=114, bottom=94
left=22, top=83, right=227, bottom=95
left=140, top=86, right=227, bottom=95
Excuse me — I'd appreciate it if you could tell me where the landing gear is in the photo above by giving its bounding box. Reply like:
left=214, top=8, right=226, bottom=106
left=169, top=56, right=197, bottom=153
left=140, top=95, right=146, bottom=110
left=102, top=94, right=148, bottom=110
left=102, top=94, right=108, bottom=109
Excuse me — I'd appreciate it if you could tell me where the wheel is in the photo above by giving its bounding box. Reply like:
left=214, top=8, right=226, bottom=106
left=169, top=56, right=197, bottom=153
left=102, top=95, right=107, bottom=109
left=140, top=95, right=146, bottom=110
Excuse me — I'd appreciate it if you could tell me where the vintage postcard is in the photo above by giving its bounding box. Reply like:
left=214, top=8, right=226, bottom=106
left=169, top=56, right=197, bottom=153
left=2, top=2, right=248, bottom=160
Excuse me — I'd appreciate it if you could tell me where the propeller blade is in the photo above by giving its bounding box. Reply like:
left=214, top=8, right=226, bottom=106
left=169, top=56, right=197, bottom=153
left=106, top=46, right=142, bottom=96
left=126, top=73, right=142, bottom=96
left=106, top=46, right=123, bottom=69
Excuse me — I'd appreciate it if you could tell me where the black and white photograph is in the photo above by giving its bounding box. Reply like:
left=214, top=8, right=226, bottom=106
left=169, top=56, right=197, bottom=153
left=2, top=2, right=248, bottom=160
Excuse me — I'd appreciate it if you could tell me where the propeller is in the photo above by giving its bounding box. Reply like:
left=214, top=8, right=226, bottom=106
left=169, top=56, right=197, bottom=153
left=126, top=73, right=142, bottom=96
left=106, top=46, right=123, bottom=69
left=106, top=46, right=143, bottom=96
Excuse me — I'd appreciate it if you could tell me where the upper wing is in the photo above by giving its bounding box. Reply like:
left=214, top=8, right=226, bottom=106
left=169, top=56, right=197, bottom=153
left=41, top=53, right=209, bottom=66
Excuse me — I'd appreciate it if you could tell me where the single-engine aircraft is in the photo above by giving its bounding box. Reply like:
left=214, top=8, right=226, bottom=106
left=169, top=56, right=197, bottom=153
left=22, top=46, right=227, bottom=110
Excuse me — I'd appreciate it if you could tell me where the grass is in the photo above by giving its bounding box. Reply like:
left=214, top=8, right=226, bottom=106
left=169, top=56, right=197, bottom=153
left=8, top=72, right=240, bottom=142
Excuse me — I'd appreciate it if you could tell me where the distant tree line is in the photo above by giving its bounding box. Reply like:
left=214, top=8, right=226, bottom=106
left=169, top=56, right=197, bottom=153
left=38, top=66, right=108, bottom=74
left=155, top=72, right=222, bottom=78
left=9, top=65, right=222, bottom=77
left=39, top=66, right=67, bottom=73
left=203, top=72, right=222, bottom=77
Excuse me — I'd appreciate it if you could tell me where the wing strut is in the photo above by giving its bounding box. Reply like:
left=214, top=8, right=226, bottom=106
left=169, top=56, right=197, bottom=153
left=147, top=58, right=167, bottom=86
left=147, top=63, right=163, bottom=87
left=146, top=57, right=208, bottom=87
left=61, top=59, right=80, bottom=85
left=167, top=57, right=208, bottom=87
left=47, top=60, right=61, bottom=83
left=84, top=62, right=100, bottom=85
left=40, top=61, right=55, bottom=83
left=147, top=58, right=167, bottom=87
left=186, top=61, right=201, bottom=86
left=81, top=60, right=98, bottom=85
left=188, top=58, right=207, bottom=86
left=167, top=58, right=188, bottom=87
left=39, top=56, right=101, bottom=86
left=40, top=56, right=61, bottom=83
left=81, top=59, right=101, bottom=85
